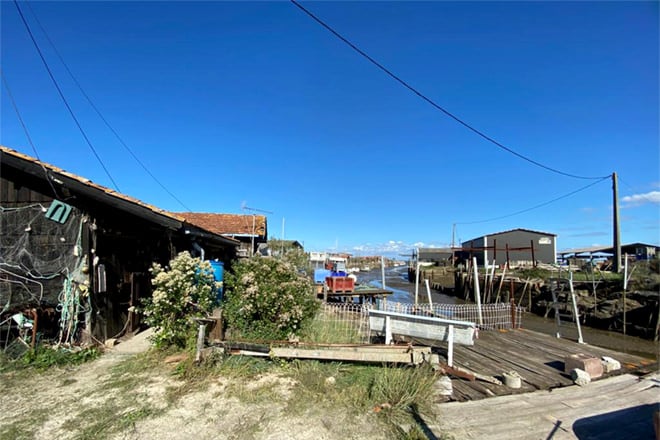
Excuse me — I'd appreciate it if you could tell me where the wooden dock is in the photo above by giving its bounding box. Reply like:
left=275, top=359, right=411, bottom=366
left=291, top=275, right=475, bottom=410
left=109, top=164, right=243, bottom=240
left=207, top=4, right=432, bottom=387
left=439, top=328, right=656, bottom=402
left=429, top=372, right=659, bottom=440
left=318, top=288, right=392, bottom=303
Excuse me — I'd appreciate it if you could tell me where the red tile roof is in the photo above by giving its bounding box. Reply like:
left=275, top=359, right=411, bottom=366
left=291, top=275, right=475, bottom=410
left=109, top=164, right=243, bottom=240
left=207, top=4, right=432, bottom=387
left=175, top=212, right=267, bottom=237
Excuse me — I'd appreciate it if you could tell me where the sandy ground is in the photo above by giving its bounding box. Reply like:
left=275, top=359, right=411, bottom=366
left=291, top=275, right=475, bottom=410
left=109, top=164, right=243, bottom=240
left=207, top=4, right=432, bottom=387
left=0, top=330, right=391, bottom=440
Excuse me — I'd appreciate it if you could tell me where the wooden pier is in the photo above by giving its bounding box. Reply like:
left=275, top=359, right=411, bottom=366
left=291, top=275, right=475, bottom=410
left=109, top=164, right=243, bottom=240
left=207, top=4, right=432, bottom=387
left=439, top=328, right=656, bottom=402
left=430, top=372, right=660, bottom=440
left=318, top=288, right=392, bottom=304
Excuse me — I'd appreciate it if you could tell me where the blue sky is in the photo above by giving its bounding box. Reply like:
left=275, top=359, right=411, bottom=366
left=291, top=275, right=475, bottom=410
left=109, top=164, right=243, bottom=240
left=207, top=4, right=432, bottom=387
left=1, top=1, right=658, bottom=257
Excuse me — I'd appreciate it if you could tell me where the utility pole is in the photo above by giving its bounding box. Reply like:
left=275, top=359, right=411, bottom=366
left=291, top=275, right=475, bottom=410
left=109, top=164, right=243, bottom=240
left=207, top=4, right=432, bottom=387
left=612, top=172, right=621, bottom=273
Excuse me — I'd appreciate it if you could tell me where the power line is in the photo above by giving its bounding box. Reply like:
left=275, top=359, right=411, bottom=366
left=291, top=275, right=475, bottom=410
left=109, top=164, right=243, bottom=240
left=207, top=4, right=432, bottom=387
left=456, top=176, right=610, bottom=225
left=290, top=0, right=610, bottom=181
left=1, top=68, right=61, bottom=199
left=24, top=0, right=192, bottom=212
left=12, top=0, right=120, bottom=192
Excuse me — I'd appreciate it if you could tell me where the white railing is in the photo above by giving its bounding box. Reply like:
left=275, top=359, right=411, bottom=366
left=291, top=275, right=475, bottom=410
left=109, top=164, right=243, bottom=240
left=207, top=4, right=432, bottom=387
left=307, top=301, right=523, bottom=345
left=376, top=302, right=523, bottom=330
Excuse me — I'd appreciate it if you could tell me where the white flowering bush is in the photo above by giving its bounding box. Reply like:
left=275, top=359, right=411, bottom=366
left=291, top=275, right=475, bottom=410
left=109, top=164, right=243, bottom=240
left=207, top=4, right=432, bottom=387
left=223, top=256, right=319, bottom=340
left=142, top=251, right=219, bottom=348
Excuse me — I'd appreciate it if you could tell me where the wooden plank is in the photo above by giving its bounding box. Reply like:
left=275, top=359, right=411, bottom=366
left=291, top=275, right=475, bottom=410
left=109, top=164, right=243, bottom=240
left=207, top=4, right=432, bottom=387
left=270, top=346, right=432, bottom=365
left=429, top=373, right=659, bottom=440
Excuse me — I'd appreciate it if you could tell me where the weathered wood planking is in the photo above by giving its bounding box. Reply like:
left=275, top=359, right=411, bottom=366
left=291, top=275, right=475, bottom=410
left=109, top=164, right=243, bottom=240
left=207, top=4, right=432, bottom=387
left=429, top=373, right=660, bottom=440
left=271, top=346, right=432, bottom=364
left=440, top=328, right=656, bottom=402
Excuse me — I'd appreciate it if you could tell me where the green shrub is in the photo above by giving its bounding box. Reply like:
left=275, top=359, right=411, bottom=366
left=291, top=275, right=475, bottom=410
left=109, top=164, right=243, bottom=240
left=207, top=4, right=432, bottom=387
left=141, top=251, right=219, bottom=348
left=223, top=256, right=320, bottom=340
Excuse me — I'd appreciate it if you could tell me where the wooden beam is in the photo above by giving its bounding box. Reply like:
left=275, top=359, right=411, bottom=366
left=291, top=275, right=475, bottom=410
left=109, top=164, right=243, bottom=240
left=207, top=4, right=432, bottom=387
left=270, top=346, right=432, bottom=365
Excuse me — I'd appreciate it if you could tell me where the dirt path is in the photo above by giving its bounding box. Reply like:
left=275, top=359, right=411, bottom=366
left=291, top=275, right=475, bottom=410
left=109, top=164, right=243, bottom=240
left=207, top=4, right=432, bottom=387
left=0, top=331, right=390, bottom=440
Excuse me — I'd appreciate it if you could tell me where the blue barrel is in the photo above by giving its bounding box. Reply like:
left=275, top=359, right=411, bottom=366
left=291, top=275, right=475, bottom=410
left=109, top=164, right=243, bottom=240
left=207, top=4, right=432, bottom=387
left=209, top=260, right=224, bottom=302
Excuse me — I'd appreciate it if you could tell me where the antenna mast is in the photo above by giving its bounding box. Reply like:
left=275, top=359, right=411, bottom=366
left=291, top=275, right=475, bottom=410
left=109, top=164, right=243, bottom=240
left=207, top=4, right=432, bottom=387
left=241, top=202, right=273, bottom=257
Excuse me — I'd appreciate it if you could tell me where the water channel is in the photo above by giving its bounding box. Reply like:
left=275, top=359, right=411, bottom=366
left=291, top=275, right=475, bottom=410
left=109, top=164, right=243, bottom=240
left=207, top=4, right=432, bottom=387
left=357, top=266, right=659, bottom=362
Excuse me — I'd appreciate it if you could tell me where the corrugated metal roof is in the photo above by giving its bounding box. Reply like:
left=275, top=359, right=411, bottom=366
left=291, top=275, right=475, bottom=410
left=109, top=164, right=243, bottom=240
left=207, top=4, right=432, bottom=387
left=464, top=228, right=557, bottom=243
left=559, top=243, right=659, bottom=256
left=488, top=228, right=556, bottom=237
left=558, top=245, right=611, bottom=255
left=175, top=212, right=267, bottom=237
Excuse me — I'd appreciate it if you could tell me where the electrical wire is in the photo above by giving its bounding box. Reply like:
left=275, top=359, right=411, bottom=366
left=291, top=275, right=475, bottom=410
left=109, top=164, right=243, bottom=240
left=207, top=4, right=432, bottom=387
left=12, top=0, right=120, bottom=192
left=1, top=68, right=61, bottom=199
left=290, top=0, right=611, bottom=181
left=24, top=0, right=192, bottom=212
left=456, top=176, right=610, bottom=225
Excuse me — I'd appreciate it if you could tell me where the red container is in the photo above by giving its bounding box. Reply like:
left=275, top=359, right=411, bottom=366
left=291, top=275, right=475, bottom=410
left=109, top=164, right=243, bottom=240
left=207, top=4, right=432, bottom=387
left=325, top=276, right=355, bottom=293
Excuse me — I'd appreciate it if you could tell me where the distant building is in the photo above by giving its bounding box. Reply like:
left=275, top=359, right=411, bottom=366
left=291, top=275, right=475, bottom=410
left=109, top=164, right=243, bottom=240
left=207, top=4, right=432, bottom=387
left=267, top=239, right=304, bottom=257
left=461, top=228, right=557, bottom=266
left=415, top=248, right=454, bottom=266
left=558, top=242, right=659, bottom=264
left=176, top=213, right=267, bottom=257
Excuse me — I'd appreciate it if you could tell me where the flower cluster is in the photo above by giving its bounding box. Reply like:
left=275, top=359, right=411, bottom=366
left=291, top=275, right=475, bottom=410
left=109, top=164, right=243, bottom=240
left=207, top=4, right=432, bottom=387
left=141, top=251, right=218, bottom=348
left=223, top=256, right=319, bottom=340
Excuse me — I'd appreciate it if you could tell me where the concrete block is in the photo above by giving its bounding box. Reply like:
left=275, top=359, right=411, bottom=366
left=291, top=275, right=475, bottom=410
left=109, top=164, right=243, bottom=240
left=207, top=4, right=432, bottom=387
left=435, top=375, right=453, bottom=396
left=602, top=356, right=621, bottom=373
left=564, top=353, right=603, bottom=379
left=503, top=370, right=522, bottom=389
left=571, top=368, right=591, bottom=386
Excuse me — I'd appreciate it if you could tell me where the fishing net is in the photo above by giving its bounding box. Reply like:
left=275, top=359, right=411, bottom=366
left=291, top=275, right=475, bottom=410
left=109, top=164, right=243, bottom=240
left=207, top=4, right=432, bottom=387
left=1, top=203, right=89, bottom=344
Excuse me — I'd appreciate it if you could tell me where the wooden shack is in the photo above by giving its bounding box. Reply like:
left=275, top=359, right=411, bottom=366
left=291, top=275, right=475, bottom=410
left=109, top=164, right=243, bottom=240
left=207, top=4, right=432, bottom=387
left=0, top=146, right=237, bottom=344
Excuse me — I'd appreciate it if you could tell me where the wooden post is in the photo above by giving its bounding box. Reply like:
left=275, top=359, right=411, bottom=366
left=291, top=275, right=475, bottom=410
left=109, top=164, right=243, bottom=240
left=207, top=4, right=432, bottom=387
left=447, top=324, right=454, bottom=367
left=495, top=265, right=506, bottom=304
left=509, top=279, right=514, bottom=305
left=506, top=244, right=510, bottom=269
left=385, top=315, right=392, bottom=345
left=425, top=279, right=433, bottom=309
left=569, top=272, right=584, bottom=344
left=472, top=257, right=483, bottom=326
left=195, top=321, right=208, bottom=363
left=464, top=259, right=471, bottom=300
left=623, top=253, right=628, bottom=336
left=520, top=278, right=530, bottom=308
left=486, top=260, right=496, bottom=303
left=551, top=280, right=562, bottom=338
left=415, top=261, right=421, bottom=305
left=530, top=240, right=536, bottom=267
left=510, top=297, right=516, bottom=329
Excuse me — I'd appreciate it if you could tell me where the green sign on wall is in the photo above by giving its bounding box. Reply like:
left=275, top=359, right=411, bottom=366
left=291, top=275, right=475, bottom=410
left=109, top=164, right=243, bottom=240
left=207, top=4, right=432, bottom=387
left=45, top=200, right=73, bottom=224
